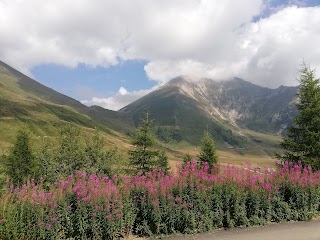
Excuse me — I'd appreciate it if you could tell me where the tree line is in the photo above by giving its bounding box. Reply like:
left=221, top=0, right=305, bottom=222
left=0, top=113, right=218, bottom=186
left=2, top=62, right=318, bottom=187
left=1, top=125, right=122, bottom=186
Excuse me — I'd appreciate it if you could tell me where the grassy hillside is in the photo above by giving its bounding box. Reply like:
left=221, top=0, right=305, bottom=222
left=0, top=61, right=279, bottom=169
left=0, top=62, right=135, bottom=156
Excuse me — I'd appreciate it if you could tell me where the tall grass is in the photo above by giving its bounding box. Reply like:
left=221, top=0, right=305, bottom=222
left=1, top=161, right=320, bottom=239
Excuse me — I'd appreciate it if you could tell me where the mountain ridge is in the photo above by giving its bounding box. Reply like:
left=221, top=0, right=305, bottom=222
left=120, top=76, right=298, bottom=149
left=0, top=61, right=135, bottom=135
left=0, top=61, right=136, bottom=153
left=0, top=61, right=298, bottom=154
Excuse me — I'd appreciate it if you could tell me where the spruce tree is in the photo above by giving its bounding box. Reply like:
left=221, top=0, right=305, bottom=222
left=128, top=113, right=169, bottom=175
left=198, top=131, right=218, bottom=165
left=2, top=129, right=36, bottom=185
left=279, top=64, right=320, bottom=170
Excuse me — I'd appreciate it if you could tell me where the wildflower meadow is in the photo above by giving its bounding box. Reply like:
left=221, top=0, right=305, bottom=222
left=1, top=161, right=320, bottom=239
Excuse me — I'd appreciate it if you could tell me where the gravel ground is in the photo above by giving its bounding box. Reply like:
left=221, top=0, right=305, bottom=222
left=161, top=220, right=320, bottom=240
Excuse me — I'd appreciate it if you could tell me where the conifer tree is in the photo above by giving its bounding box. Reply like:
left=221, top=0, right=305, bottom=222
left=128, top=113, right=159, bottom=174
left=198, top=131, right=218, bottom=165
left=279, top=64, right=320, bottom=170
left=2, top=129, right=36, bottom=185
left=128, top=113, right=169, bottom=174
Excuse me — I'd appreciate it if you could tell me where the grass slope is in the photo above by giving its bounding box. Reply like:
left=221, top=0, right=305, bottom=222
left=0, top=62, right=133, bottom=155
left=0, top=61, right=279, bottom=168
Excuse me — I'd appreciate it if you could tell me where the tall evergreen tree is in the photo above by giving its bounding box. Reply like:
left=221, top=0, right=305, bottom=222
left=128, top=113, right=169, bottom=174
left=128, top=113, right=158, bottom=174
left=198, top=131, right=218, bottom=165
left=279, top=64, right=320, bottom=170
left=2, top=129, right=36, bottom=185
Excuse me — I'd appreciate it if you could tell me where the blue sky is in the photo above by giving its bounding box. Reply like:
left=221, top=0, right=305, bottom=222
left=1, top=0, right=320, bottom=110
left=31, top=60, right=154, bottom=100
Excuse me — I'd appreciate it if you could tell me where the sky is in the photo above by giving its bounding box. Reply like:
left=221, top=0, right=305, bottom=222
left=1, top=0, right=320, bottom=110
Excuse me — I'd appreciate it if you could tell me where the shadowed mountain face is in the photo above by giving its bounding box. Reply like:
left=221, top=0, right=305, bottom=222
left=120, top=76, right=298, bottom=146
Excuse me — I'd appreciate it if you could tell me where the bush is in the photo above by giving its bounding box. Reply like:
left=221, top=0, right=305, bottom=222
left=1, top=161, right=320, bottom=239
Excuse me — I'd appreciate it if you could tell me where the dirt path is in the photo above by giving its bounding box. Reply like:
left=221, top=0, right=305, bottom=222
left=163, top=220, right=320, bottom=240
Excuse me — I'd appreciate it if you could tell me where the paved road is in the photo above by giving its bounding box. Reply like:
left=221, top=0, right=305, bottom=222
left=164, top=220, right=320, bottom=240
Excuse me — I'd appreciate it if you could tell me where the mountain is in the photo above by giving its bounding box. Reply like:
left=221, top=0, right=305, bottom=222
left=0, top=60, right=298, bottom=155
left=120, top=76, right=298, bottom=149
left=0, top=61, right=134, bottom=151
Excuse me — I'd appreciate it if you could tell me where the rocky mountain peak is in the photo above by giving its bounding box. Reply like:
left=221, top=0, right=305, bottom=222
left=121, top=75, right=298, bottom=145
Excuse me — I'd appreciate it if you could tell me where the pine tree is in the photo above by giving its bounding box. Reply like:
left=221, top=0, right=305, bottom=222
left=128, top=113, right=169, bottom=175
left=2, top=129, right=36, bottom=185
left=279, top=64, right=320, bottom=170
left=198, top=131, right=218, bottom=165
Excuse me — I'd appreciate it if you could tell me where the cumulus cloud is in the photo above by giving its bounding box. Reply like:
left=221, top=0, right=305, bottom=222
left=0, top=0, right=320, bottom=90
left=0, top=0, right=261, bottom=76
left=239, top=6, right=320, bottom=87
left=143, top=5, right=320, bottom=87
left=81, top=86, right=157, bottom=111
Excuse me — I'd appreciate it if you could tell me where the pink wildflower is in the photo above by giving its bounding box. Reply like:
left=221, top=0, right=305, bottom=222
left=46, top=223, right=52, bottom=229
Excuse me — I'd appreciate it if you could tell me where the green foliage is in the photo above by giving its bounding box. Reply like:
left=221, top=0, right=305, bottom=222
left=279, top=64, right=320, bottom=170
left=1, top=129, right=36, bottom=186
left=182, top=153, right=192, bottom=167
left=55, top=124, right=85, bottom=176
left=198, top=131, right=218, bottom=165
left=84, top=129, right=112, bottom=176
left=1, top=163, right=320, bottom=239
left=129, top=113, right=169, bottom=175
left=36, top=138, right=57, bottom=184
left=157, top=149, right=170, bottom=175
left=156, top=126, right=182, bottom=143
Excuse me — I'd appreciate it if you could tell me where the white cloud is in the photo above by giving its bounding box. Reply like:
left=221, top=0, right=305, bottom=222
left=81, top=86, right=157, bottom=111
left=0, top=0, right=262, bottom=76
left=0, top=0, right=320, bottom=91
left=143, top=5, right=320, bottom=87
left=239, top=6, right=320, bottom=87
left=144, top=59, right=246, bottom=83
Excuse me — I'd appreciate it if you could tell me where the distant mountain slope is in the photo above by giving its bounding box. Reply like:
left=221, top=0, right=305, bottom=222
left=0, top=61, right=134, bottom=151
left=120, top=76, right=298, bottom=148
left=0, top=60, right=298, bottom=153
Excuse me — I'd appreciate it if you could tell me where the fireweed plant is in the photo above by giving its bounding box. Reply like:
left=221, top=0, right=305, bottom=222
left=1, top=161, right=320, bottom=239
